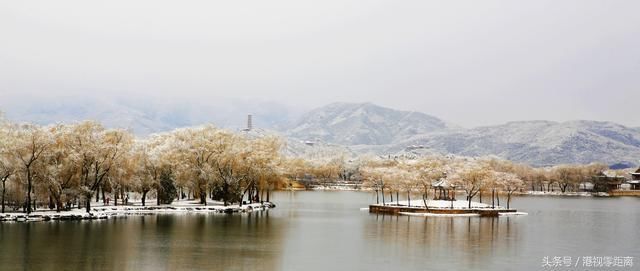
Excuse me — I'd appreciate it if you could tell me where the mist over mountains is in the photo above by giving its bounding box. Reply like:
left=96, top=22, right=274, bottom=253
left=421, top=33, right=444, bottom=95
left=2, top=97, right=638, bottom=167
left=0, top=96, right=302, bottom=135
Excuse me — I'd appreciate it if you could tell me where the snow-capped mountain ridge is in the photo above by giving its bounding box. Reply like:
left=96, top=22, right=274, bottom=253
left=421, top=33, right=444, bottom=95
left=3, top=97, right=639, bottom=166
left=286, top=104, right=640, bottom=166
left=286, top=102, right=455, bottom=145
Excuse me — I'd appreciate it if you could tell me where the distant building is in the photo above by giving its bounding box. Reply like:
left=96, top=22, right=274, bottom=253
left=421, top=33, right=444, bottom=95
left=242, top=114, right=253, bottom=131
left=592, top=171, right=627, bottom=192
left=431, top=175, right=455, bottom=200
left=629, top=167, right=640, bottom=190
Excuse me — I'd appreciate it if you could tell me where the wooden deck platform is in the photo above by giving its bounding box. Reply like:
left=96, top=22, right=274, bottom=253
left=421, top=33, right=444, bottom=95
left=369, top=204, right=517, bottom=217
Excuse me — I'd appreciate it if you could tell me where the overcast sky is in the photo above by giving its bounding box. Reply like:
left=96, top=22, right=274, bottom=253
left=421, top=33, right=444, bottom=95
left=1, top=1, right=639, bottom=127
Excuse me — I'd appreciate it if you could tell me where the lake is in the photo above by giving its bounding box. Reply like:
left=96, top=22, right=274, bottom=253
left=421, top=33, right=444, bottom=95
left=1, top=191, right=639, bottom=271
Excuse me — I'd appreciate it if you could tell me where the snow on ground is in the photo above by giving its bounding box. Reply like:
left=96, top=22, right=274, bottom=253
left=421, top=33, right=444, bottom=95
left=399, top=212, right=480, bottom=217
left=0, top=199, right=274, bottom=222
left=378, top=200, right=504, bottom=209
left=525, top=191, right=608, bottom=197
left=499, top=212, right=528, bottom=216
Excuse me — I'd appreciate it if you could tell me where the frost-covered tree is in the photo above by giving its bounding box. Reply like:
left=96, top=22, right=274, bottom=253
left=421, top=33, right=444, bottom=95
left=451, top=165, right=491, bottom=208
left=0, top=121, right=17, bottom=213
left=12, top=124, right=52, bottom=213
left=416, top=158, right=446, bottom=210
left=38, top=124, right=79, bottom=212
left=496, top=172, right=525, bottom=209
left=67, top=122, right=132, bottom=213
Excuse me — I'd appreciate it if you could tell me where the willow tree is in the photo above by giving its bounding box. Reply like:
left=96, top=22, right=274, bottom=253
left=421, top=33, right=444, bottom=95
left=416, top=158, right=446, bottom=210
left=361, top=165, right=384, bottom=205
left=553, top=165, right=581, bottom=193
left=360, top=159, right=399, bottom=206
left=497, top=172, right=525, bottom=209
left=133, top=134, right=176, bottom=206
left=170, top=126, right=242, bottom=206
left=12, top=124, right=52, bottom=213
left=241, top=136, right=282, bottom=205
left=452, top=165, right=491, bottom=208
left=68, top=121, right=133, bottom=213
left=39, top=124, right=79, bottom=212
left=132, top=144, right=156, bottom=207
left=0, top=123, right=16, bottom=213
left=281, top=158, right=308, bottom=190
left=398, top=166, right=418, bottom=207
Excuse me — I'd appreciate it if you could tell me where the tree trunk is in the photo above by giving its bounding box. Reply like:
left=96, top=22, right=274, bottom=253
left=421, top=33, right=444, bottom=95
left=85, top=197, right=91, bottom=213
left=200, top=190, right=207, bottom=205
left=491, top=189, right=495, bottom=209
left=96, top=185, right=100, bottom=203
left=479, top=190, right=482, bottom=203
left=507, top=193, right=512, bottom=209
left=266, top=188, right=270, bottom=202
left=407, top=191, right=411, bottom=207
left=102, top=187, right=107, bottom=205
left=26, top=170, right=33, bottom=214
left=396, top=191, right=399, bottom=205
left=56, top=198, right=62, bottom=213
left=142, top=190, right=148, bottom=206
left=381, top=187, right=386, bottom=205
left=375, top=189, right=379, bottom=204
left=1, top=180, right=6, bottom=213
left=422, top=193, right=428, bottom=210
left=222, top=181, right=229, bottom=206
left=424, top=187, right=430, bottom=210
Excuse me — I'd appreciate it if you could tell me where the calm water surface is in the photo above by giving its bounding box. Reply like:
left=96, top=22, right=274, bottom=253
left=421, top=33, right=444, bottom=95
left=1, top=191, right=639, bottom=271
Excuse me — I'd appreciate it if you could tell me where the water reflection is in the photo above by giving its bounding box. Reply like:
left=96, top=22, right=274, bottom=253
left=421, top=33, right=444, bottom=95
left=365, top=214, right=523, bottom=270
left=1, top=192, right=640, bottom=271
left=0, top=212, right=286, bottom=271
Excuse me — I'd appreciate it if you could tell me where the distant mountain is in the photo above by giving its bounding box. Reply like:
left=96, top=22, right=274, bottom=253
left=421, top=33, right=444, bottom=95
left=389, top=120, right=640, bottom=166
left=0, top=96, right=302, bottom=135
left=284, top=103, right=640, bottom=166
left=3, top=97, right=639, bottom=166
left=285, top=102, right=455, bottom=145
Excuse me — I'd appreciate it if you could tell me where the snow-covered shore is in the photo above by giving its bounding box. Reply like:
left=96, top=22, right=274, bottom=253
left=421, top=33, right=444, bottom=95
left=0, top=199, right=275, bottom=222
left=523, top=191, right=609, bottom=197
left=369, top=200, right=528, bottom=217
left=380, top=199, right=505, bottom=209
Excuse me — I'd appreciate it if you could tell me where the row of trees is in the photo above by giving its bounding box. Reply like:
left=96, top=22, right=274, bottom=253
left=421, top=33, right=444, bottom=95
left=360, top=157, right=524, bottom=209
left=0, top=115, right=614, bottom=214
left=360, top=156, right=609, bottom=209
left=0, top=119, right=285, bottom=214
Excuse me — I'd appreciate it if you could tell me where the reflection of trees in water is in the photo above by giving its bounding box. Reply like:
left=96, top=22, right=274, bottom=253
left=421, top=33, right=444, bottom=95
left=366, top=214, right=522, bottom=270
left=0, top=219, right=139, bottom=270
left=0, top=213, right=287, bottom=271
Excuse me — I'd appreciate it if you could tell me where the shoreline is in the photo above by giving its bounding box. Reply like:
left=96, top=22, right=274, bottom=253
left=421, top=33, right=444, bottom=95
left=368, top=200, right=520, bottom=217
left=0, top=200, right=275, bottom=223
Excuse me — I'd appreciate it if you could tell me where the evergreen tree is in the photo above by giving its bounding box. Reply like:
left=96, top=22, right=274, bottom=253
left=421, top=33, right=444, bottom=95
left=157, top=169, right=177, bottom=205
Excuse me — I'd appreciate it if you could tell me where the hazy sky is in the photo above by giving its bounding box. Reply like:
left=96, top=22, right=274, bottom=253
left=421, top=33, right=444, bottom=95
left=1, top=1, right=639, bottom=127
